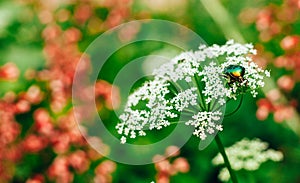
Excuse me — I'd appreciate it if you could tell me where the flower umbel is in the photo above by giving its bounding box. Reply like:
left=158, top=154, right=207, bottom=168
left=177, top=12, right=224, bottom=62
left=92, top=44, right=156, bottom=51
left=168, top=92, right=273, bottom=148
left=116, top=40, right=269, bottom=143
left=212, top=138, right=283, bottom=182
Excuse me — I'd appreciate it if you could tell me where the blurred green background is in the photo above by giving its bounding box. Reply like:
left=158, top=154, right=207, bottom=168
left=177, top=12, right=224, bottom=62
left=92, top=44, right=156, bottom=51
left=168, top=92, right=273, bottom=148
left=0, top=0, right=300, bottom=182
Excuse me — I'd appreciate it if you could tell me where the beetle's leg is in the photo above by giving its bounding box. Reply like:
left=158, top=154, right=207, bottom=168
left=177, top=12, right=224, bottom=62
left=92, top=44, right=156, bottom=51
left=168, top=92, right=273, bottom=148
left=238, top=77, right=248, bottom=86
left=244, top=79, right=248, bottom=86
left=227, top=77, right=236, bottom=87
left=220, top=74, right=229, bottom=79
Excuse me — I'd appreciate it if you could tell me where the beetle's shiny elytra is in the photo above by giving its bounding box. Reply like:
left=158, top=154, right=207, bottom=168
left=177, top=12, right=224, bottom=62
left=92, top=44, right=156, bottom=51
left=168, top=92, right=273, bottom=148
left=223, top=65, right=246, bottom=85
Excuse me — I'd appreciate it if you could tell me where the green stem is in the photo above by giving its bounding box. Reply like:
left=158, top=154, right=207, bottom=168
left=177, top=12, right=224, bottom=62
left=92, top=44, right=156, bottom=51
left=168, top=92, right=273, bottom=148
left=183, top=108, right=196, bottom=114
left=215, top=134, right=238, bottom=183
left=194, top=75, right=207, bottom=111
left=170, top=81, right=183, bottom=92
left=224, top=95, right=244, bottom=117
left=169, top=120, right=186, bottom=125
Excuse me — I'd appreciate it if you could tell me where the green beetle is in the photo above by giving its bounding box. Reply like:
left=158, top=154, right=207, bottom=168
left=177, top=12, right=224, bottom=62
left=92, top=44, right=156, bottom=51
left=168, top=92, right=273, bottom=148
left=223, top=65, right=246, bottom=85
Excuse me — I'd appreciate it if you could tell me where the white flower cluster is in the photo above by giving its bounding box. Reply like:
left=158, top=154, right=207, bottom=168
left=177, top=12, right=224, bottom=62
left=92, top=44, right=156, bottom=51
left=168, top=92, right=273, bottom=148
left=199, top=62, right=228, bottom=105
left=116, top=79, right=177, bottom=140
left=186, top=111, right=223, bottom=140
left=198, top=40, right=269, bottom=99
left=116, top=40, right=269, bottom=143
left=212, top=138, right=283, bottom=182
left=171, top=87, right=198, bottom=112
